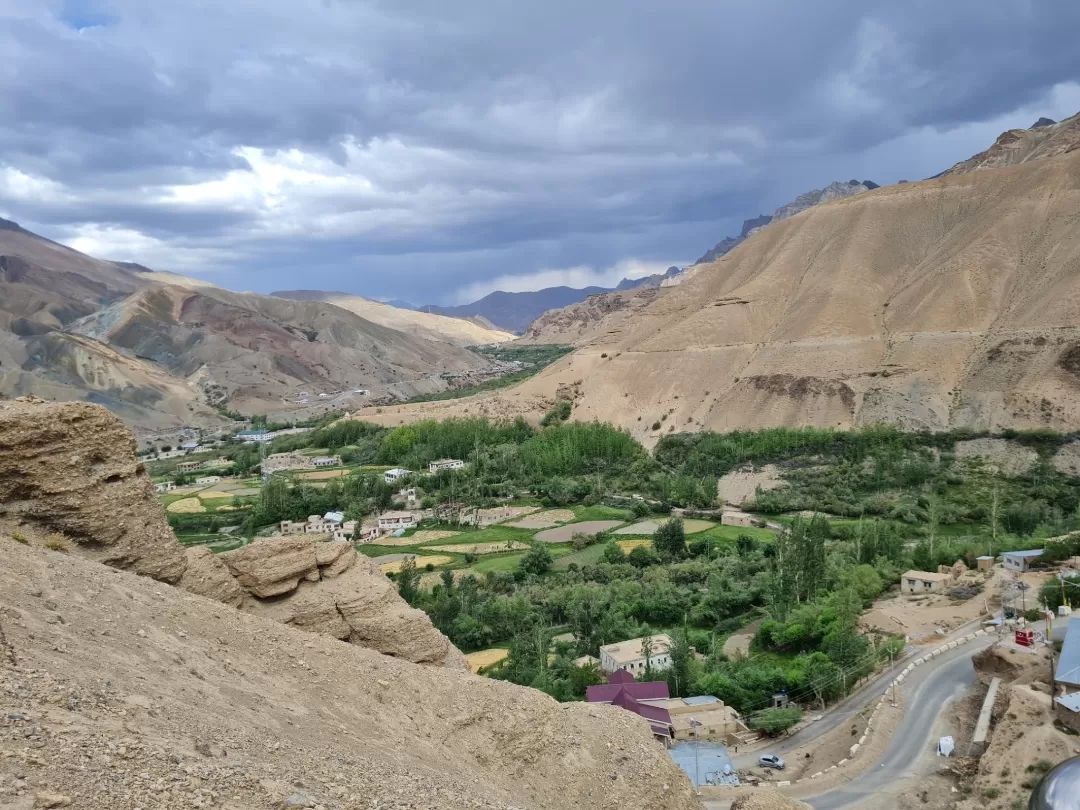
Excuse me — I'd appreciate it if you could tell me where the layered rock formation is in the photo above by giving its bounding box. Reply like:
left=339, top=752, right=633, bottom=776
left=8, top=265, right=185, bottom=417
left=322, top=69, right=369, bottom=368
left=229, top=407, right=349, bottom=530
left=0, top=398, right=186, bottom=582
left=0, top=398, right=465, bottom=668
left=0, top=539, right=699, bottom=809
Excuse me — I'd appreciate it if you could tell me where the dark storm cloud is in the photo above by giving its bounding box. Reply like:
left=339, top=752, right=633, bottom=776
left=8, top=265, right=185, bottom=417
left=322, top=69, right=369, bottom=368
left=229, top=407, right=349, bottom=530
left=0, top=0, right=1078, bottom=302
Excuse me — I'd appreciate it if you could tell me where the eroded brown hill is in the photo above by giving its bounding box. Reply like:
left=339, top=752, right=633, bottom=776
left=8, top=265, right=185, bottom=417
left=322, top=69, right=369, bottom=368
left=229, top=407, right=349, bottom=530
left=0, top=539, right=698, bottom=809
left=350, top=126, right=1080, bottom=442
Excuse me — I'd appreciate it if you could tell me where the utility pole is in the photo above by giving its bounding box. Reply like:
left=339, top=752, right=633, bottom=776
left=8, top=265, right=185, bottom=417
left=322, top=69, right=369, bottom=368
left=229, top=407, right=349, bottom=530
left=690, top=717, right=702, bottom=794
left=890, top=650, right=897, bottom=706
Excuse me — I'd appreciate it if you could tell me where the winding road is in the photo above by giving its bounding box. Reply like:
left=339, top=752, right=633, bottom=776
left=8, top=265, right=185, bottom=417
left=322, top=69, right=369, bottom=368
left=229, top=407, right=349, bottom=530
left=705, top=636, right=994, bottom=810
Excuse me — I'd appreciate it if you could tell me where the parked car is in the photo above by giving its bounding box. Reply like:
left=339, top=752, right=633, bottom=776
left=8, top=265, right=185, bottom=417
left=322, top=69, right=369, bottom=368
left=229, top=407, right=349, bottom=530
left=758, top=754, right=786, bottom=770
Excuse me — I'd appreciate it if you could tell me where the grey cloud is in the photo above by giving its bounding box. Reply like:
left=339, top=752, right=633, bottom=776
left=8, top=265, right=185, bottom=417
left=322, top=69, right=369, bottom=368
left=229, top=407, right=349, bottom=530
left=0, top=0, right=1077, bottom=302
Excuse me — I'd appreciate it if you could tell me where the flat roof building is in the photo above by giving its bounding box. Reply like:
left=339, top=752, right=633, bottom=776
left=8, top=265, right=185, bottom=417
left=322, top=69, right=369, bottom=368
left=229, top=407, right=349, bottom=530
left=1002, top=549, right=1044, bottom=573
left=1055, top=619, right=1080, bottom=693
left=599, top=634, right=674, bottom=675
left=901, top=570, right=952, bottom=594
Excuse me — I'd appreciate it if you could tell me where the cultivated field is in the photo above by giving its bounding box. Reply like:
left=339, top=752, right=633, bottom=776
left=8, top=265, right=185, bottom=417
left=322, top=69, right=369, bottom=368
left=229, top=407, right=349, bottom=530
left=425, top=542, right=530, bottom=555
left=465, top=648, right=509, bottom=673
left=379, top=555, right=453, bottom=574
left=166, top=498, right=206, bottom=514
left=534, top=520, right=624, bottom=543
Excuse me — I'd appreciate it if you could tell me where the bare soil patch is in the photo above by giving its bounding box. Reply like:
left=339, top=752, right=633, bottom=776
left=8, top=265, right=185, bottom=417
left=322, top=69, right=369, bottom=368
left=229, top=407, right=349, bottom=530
left=296, top=469, right=349, bottom=480
left=534, top=521, right=624, bottom=543
left=410, top=530, right=460, bottom=542
left=426, top=542, right=530, bottom=555
left=718, top=465, right=784, bottom=507
left=379, top=554, right=453, bottom=574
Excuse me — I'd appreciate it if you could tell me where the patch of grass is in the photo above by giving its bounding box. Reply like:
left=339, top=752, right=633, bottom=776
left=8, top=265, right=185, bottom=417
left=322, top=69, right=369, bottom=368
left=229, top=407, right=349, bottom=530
left=698, top=524, right=777, bottom=546
left=551, top=543, right=610, bottom=570
left=470, top=552, right=528, bottom=573
left=572, top=504, right=634, bottom=522
left=11, top=529, right=28, bottom=545
left=982, top=788, right=1000, bottom=799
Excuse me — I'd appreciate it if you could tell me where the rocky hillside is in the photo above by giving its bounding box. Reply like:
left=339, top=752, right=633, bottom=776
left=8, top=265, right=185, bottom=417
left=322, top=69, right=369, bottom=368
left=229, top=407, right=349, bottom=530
left=348, top=115, right=1080, bottom=441
left=517, top=287, right=667, bottom=346
left=0, top=219, right=498, bottom=432
left=691, top=181, right=878, bottom=268
left=0, top=398, right=463, bottom=668
left=271, top=289, right=514, bottom=346
left=70, top=284, right=490, bottom=417
left=0, top=398, right=697, bottom=809
left=422, top=268, right=683, bottom=334
left=943, top=110, right=1080, bottom=175
left=0, top=540, right=699, bottom=809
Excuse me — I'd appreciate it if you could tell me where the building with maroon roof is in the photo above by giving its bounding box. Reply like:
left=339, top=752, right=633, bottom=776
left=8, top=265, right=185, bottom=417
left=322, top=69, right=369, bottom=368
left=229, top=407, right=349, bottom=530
left=586, top=669, right=674, bottom=739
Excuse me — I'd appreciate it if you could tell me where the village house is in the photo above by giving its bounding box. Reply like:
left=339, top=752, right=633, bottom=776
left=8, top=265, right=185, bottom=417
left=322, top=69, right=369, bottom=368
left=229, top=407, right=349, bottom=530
left=357, top=520, right=381, bottom=543
left=195, top=475, right=222, bottom=485
left=236, top=429, right=273, bottom=443
left=280, top=520, right=308, bottom=536
left=721, top=511, right=755, bottom=528
left=378, top=510, right=418, bottom=533
left=181, top=440, right=201, bottom=451
left=176, top=460, right=205, bottom=474
left=311, top=456, right=341, bottom=468
left=429, top=458, right=466, bottom=473
left=384, top=468, right=411, bottom=484
left=154, top=481, right=177, bottom=494
left=333, top=521, right=358, bottom=543
left=395, top=488, right=420, bottom=507
left=586, top=670, right=674, bottom=740
left=1002, top=549, right=1044, bottom=573
left=901, top=570, right=952, bottom=594
left=976, top=555, right=996, bottom=571
left=657, top=695, right=751, bottom=742
left=599, top=634, right=674, bottom=675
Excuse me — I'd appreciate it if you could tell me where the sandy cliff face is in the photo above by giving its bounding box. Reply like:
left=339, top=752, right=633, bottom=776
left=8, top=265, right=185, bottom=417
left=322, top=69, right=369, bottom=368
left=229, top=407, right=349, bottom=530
left=0, top=399, right=466, bottom=668
left=348, top=133, right=1080, bottom=443
left=0, top=398, right=187, bottom=582
left=0, top=540, right=699, bottom=809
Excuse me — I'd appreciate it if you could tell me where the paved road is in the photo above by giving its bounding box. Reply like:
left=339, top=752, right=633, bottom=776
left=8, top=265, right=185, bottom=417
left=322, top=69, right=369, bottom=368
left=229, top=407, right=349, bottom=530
left=704, top=637, right=994, bottom=810
left=805, top=640, right=992, bottom=810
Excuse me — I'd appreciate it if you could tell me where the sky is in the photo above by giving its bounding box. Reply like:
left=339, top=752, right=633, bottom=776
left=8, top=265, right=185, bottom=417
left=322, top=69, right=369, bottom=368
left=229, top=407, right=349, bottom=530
left=1, top=1, right=1079, bottom=305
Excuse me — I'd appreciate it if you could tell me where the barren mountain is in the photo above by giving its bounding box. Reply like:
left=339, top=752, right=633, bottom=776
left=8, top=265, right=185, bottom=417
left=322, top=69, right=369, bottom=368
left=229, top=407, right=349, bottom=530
left=517, top=286, right=668, bottom=346
left=69, top=283, right=492, bottom=414
left=348, top=118, right=1080, bottom=442
left=0, top=219, right=498, bottom=431
left=943, top=110, right=1080, bottom=175
left=690, top=181, right=878, bottom=269
left=272, top=289, right=514, bottom=346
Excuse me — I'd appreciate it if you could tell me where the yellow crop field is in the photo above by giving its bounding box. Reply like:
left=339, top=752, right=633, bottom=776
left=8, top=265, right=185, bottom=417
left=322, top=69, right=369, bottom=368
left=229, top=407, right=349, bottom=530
left=616, top=539, right=652, bottom=553
left=465, top=648, right=509, bottom=673
left=425, top=542, right=529, bottom=555
left=166, top=498, right=206, bottom=514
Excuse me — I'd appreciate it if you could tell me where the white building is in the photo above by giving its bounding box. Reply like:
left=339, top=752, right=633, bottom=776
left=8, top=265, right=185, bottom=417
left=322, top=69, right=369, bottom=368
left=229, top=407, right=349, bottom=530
left=333, top=521, right=358, bottom=543
left=323, top=511, right=345, bottom=525
left=236, top=430, right=273, bottom=443
left=154, top=481, right=177, bottom=494
left=599, top=634, right=674, bottom=675
left=378, top=511, right=418, bottom=532
left=195, top=475, right=222, bottom=485
left=312, top=456, right=341, bottom=468
left=429, top=459, right=466, bottom=473
left=384, top=468, right=411, bottom=484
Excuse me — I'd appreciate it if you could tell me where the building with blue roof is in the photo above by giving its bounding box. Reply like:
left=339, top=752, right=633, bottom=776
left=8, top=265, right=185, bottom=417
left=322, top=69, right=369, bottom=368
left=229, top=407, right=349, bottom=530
left=1002, top=549, right=1044, bottom=573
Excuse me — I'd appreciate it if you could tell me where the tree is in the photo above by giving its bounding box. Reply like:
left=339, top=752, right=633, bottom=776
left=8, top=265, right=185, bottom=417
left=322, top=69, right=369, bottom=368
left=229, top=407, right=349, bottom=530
left=667, top=629, right=694, bottom=698
left=654, top=517, right=686, bottom=557
left=632, top=500, right=651, bottom=518
left=397, top=557, right=421, bottom=604
left=628, top=545, right=659, bottom=568
left=748, top=707, right=802, bottom=736
left=602, top=540, right=626, bottom=564
left=519, top=541, right=553, bottom=575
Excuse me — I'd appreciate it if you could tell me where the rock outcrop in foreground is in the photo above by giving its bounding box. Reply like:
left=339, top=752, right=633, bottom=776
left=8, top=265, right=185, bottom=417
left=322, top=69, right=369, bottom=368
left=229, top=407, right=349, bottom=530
left=0, top=540, right=698, bottom=809
left=0, top=399, right=464, bottom=669
left=0, top=399, right=186, bottom=582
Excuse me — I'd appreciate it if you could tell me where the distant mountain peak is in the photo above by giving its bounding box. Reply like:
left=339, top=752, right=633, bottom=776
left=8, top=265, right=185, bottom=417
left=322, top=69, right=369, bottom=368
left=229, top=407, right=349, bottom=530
left=693, top=180, right=878, bottom=266
left=1031, top=117, right=1057, bottom=129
